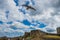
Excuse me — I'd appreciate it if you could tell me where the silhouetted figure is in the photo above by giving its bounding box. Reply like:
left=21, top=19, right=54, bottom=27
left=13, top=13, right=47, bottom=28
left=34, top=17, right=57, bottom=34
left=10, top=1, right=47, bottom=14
left=22, top=4, right=36, bottom=11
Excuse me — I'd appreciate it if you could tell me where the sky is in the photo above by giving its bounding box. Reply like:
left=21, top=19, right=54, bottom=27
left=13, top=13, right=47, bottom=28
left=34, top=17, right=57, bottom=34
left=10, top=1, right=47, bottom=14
left=0, top=0, right=60, bottom=38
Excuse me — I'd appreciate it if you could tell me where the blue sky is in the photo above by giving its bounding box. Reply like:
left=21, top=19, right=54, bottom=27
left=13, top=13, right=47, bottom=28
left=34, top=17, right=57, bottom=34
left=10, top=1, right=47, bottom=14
left=0, top=0, right=60, bottom=38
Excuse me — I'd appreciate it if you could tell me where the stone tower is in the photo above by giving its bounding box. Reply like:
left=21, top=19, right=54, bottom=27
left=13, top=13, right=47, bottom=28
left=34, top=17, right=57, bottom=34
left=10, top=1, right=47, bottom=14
left=57, top=27, right=60, bottom=35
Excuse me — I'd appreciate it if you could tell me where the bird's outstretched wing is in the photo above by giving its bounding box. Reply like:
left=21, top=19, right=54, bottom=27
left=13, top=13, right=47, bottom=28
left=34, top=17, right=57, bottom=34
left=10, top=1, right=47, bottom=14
left=22, top=5, right=36, bottom=11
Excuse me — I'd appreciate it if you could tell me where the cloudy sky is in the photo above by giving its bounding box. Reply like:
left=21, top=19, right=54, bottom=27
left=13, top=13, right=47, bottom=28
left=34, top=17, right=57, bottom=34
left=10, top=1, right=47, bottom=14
left=0, top=0, right=60, bottom=38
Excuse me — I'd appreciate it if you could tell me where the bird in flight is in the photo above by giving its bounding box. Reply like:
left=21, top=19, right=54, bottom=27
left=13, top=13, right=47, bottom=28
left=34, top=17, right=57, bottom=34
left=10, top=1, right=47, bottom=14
left=22, top=4, right=36, bottom=11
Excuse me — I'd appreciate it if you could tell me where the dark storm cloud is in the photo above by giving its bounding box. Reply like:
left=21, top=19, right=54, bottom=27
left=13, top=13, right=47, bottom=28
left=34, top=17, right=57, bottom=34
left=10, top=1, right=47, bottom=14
left=52, top=0, right=60, bottom=8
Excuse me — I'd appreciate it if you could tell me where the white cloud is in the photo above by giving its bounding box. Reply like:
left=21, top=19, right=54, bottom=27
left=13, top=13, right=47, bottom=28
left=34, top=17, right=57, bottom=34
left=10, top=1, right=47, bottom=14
left=11, top=21, right=30, bottom=29
left=0, top=0, right=60, bottom=38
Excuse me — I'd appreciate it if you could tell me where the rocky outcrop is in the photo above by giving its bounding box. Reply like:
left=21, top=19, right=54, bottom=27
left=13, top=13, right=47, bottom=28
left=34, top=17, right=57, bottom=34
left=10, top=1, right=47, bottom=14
left=19, top=36, right=23, bottom=40
left=8, top=37, right=19, bottom=40
left=0, top=29, right=60, bottom=40
left=0, top=37, right=8, bottom=40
